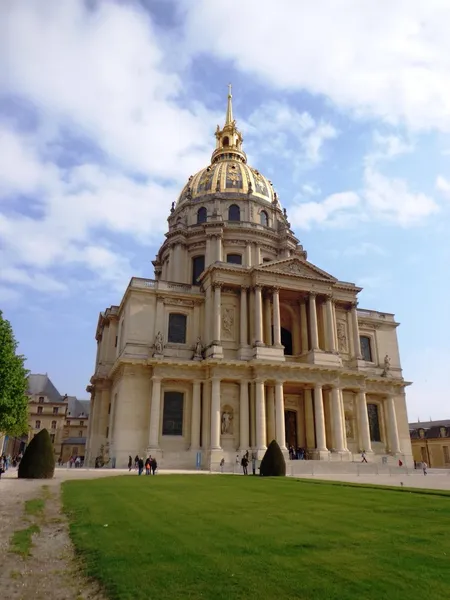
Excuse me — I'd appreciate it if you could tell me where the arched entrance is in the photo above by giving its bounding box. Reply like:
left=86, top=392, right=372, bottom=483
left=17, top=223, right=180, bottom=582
left=281, top=327, right=293, bottom=355
left=285, top=410, right=297, bottom=449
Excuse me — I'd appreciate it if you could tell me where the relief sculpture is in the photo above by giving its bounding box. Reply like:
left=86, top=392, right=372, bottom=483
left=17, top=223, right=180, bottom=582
left=222, top=308, right=234, bottom=340
left=337, top=321, right=348, bottom=353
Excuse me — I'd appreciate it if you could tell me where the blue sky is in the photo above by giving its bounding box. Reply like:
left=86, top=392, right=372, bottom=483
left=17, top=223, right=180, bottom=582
left=1, top=0, right=449, bottom=420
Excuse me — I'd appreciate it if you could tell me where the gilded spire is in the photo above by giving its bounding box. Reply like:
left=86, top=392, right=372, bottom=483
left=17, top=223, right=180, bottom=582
left=225, top=83, right=233, bottom=125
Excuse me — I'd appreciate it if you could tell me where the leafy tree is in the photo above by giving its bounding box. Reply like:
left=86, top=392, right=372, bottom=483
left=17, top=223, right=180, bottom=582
left=18, top=428, right=55, bottom=479
left=260, top=439, right=286, bottom=476
left=0, top=310, right=29, bottom=436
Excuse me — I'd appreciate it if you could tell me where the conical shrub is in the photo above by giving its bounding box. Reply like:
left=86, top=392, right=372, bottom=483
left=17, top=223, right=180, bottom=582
left=18, top=429, right=55, bottom=479
left=260, top=439, right=286, bottom=476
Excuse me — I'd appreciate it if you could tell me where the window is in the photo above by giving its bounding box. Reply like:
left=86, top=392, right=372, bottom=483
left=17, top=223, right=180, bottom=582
left=80, top=421, right=84, bottom=426
left=50, top=434, right=55, bottom=443
left=443, top=446, right=450, bottom=464
left=115, top=335, right=118, bottom=348
left=79, top=430, right=83, bottom=437
left=263, top=257, right=271, bottom=263
left=360, top=336, right=372, bottom=362
left=53, top=407, right=58, bottom=415
left=39, top=396, right=44, bottom=404
left=197, top=207, right=207, bottom=224
left=227, top=254, right=242, bottom=265
left=192, top=255, right=205, bottom=286
left=106, top=426, right=109, bottom=438
left=228, top=204, right=240, bottom=221
left=223, top=136, right=229, bottom=147
left=35, top=420, right=41, bottom=429
left=37, top=406, right=43, bottom=415
left=51, top=421, right=57, bottom=429
left=168, top=313, right=187, bottom=344
left=260, top=210, right=269, bottom=226
left=367, top=404, right=381, bottom=442
left=162, top=391, right=184, bottom=436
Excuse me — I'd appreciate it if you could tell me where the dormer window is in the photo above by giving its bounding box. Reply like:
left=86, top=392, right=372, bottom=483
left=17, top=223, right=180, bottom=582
left=197, top=207, right=207, bottom=224
left=228, top=204, right=240, bottom=221
left=260, top=210, right=269, bottom=227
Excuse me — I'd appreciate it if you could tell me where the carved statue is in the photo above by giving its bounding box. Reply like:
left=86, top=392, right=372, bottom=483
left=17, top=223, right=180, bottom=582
left=221, top=411, right=233, bottom=435
left=222, top=308, right=234, bottom=338
left=171, top=201, right=175, bottom=212
left=381, top=354, right=391, bottom=377
left=337, top=322, right=348, bottom=353
left=345, top=417, right=353, bottom=439
left=193, top=337, right=203, bottom=360
left=154, top=331, right=164, bottom=355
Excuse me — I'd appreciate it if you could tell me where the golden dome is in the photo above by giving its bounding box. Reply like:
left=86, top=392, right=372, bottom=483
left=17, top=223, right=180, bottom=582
left=177, top=86, right=278, bottom=207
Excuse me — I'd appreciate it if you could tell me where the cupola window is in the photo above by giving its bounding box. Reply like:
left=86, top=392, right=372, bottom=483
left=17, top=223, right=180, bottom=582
left=168, top=313, right=187, bottom=344
left=360, top=336, right=372, bottom=362
left=192, top=255, right=205, bottom=285
left=197, top=207, right=207, bottom=224
left=228, top=204, right=240, bottom=221
left=260, top=210, right=269, bottom=227
left=227, top=254, right=242, bottom=265
left=222, top=136, right=229, bottom=147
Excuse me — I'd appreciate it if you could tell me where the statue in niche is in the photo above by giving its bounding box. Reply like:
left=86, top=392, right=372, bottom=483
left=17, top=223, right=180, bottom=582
left=345, top=415, right=354, bottom=439
left=221, top=410, right=233, bottom=435
left=153, top=331, right=164, bottom=356
left=193, top=337, right=203, bottom=361
left=381, top=354, right=391, bottom=377
left=337, top=322, right=348, bottom=353
left=222, top=308, right=234, bottom=339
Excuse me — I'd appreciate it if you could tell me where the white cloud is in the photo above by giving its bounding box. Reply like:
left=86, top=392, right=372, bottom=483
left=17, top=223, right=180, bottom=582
left=183, top=0, right=450, bottom=132
left=290, top=191, right=361, bottom=229
left=436, top=175, right=450, bottom=196
left=344, top=242, right=387, bottom=257
left=1, top=267, right=68, bottom=293
left=366, top=131, right=414, bottom=166
left=246, top=101, right=338, bottom=165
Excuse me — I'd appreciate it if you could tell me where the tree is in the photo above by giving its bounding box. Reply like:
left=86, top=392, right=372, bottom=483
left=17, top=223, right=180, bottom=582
left=0, top=311, right=29, bottom=436
left=260, top=439, right=286, bottom=476
left=18, top=429, right=55, bottom=479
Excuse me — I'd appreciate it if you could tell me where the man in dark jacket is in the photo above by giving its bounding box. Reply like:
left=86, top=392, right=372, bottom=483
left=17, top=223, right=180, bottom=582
left=137, top=457, right=144, bottom=475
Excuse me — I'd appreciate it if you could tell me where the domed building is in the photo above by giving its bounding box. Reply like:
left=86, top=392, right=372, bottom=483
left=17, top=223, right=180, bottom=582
left=86, top=89, right=413, bottom=470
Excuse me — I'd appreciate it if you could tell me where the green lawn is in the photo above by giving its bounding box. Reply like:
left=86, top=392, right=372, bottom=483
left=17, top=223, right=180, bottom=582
left=62, top=476, right=450, bottom=600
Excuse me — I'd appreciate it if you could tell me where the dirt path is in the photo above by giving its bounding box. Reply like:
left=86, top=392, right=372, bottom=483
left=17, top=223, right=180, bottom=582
left=0, top=475, right=106, bottom=600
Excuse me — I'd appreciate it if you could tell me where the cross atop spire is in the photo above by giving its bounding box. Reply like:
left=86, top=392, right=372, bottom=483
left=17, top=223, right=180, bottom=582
left=225, top=83, right=233, bottom=125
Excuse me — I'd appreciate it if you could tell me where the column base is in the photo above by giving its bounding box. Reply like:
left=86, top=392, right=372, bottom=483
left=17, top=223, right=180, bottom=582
left=209, top=448, right=224, bottom=469
left=306, top=350, right=342, bottom=367
left=238, top=346, right=253, bottom=361
left=349, top=358, right=366, bottom=369
left=252, top=346, right=285, bottom=361
left=330, top=450, right=352, bottom=461
left=256, top=447, right=267, bottom=460
left=204, top=344, right=224, bottom=359
left=311, top=449, right=330, bottom=460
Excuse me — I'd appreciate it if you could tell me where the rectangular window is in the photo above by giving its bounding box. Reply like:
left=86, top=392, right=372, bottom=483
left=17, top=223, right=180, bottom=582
left=192, top=255, right=205, bottom=286
left=108, top=403, right=111, bottom=415
left=443, top=446, right=450, bottom=464
left=80, top=420, right=84, bottom=426
left=168, top=313, right=187, bottom=344
left=360, top=336, right=372, bottom=362
left=79, top=430, right=83, bottom=437
left=162, top=391, right=184, bottom=436
left=367, top=404, right=381, bottom=442
left=106, top=426, right=109, bottom=438
left=50, top=434, right=55, bottom=443
left=35, top=420, right=41, bottom=429
left=39, top=396, right=44, bottom=404
left=37, top=406, right=43, bottom=415
left=51, top=421, right=57, bottom=429
left=53, top=407, right=58, bottom=415
left=226, top=254, right=242, bottom=265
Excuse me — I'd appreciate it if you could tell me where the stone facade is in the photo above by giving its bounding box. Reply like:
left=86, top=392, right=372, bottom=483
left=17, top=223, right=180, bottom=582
left=410, top=420, right=450, bottom=468
left=87, top=89, right=413, bottom=469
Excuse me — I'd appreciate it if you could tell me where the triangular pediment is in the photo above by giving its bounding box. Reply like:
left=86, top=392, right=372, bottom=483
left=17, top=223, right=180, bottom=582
left=255, top=258, right=337, bottom=282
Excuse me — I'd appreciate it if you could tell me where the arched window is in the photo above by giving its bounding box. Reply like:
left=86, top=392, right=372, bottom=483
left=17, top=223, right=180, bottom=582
left=39, top=396, right=44, bottom=403
left=35, top=420, right=41, bottom=429
left=197, top=207, right=207, bottom=224
left=260, top=210, right=269, bottom=226
left=360, top=336, right=372, bottom=362
left=367, top=404, right=381, bottom=442
left=51, top=420, right=57, bottom=429
left=168, top=313, right=187, bottom=344
left=163, top=391, right=184, bottom=436
left=227, top=254, right=242, bottom=265
left=192, top=255, right=205, bottom=285
left=223, top=136, right=229, bottom=147
left=228, top=204, right=240, bottom=221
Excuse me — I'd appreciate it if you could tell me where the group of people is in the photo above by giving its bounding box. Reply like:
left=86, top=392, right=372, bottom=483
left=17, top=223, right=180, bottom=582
left=129, top=455, right=157, bottom=476
left=288, top=446, right=307, bottom=460
left=0, top=453, right=22, bottom=477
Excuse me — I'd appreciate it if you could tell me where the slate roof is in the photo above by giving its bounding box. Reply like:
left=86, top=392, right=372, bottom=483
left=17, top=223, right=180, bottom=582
left=27, top=374, right=63, bottom=403
left=61, top=437, right=86, bottom=445
left=409, top=419, right=450, bottom=429
left=66, top=396, right=90, bottom=418
left=409, top=419, right=450, bottom=439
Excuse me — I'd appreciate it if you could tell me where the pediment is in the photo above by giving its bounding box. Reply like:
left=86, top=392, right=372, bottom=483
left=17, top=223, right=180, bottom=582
left=255, top=258, right=337, bottom=282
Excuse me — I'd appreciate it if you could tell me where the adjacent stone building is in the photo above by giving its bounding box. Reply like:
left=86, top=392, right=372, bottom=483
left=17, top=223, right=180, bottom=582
left=87, top=89, right=413, bottom=470
left=410, top=420, right=450, bottom=468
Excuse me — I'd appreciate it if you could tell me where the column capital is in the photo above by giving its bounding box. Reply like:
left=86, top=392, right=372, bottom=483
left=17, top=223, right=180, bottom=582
left=313, top=382, right=323, bottom=390
left=254, top=377, right=265, bottom=384
left=253, top=284, right=263, bottom=291
left=151, top=375, right=162, bottom=383
left=350, top=301, right=358, bottom=309
left=212, top=281, right=223, bottom=290
left=240, top=284, right=250, bottom=291
left=271, top=286, right=280, bottom=294
left=309, top=291, right=317, bottom=298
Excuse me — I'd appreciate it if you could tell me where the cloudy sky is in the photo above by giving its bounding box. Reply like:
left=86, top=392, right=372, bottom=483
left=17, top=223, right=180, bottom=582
left=1, top=0, right=449, bottom=420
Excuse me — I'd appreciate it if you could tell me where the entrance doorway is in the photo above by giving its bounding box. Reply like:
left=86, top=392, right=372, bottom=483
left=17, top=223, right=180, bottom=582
left=280, top=327, right=293, bottom=355
left=285, top=410, right=297, bottom=449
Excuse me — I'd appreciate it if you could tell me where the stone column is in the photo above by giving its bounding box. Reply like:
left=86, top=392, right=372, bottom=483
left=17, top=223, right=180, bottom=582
left=212, top=284, right=221, bottom=345
left=210, top=378, right=221, bottom=450
left=357, top=390, right=372, bottom=453
left=216, top=234, right=223, bottom=263
left=272, top=287, right=282, bottom=347
left=339, top=389, right=349, bottom=451
left=245, top=243, right=252, bottom=267
left=155, top=295, right=164, bottom=342
left=205, top=236, right=212, bottom=267
left=314, top=384, right=328, bottom=452
left=309, top=293, right=319, bottom=350
left=266, top=386, right=275, bottom=442
left=201, top=381, right=210, bottom=449
left=264, top=295, right=272, bottom=346
left=275, top=381, right=287, bottom=450
left=292, top=310, right=301, bottom=355
left=254, top=286, right=264, bottom=346
left=239, top=380, right=250, bottom=451
left=330, top=386, right=345, bottom=452
left=304, top=389, right=315, bottom=449
left=300, top=299, right=309, bottom=353
left=107, top=390, right=117, bottom=456
left=255, top=379, right=267, bottom=452
left=253, top=242, right=261, bottom=265
left=325, top=295, right=337, bottom=352
left=190, top=381, right=201, bottom=450
left=350, top=302, right=362, bottom=359
left=240, top=286, right=248, bottom=347
left=148, top=377, right=162, bottom=449
left=386, top=395, right=401, bottom=454
left=204, top=285, right=212, bottom=345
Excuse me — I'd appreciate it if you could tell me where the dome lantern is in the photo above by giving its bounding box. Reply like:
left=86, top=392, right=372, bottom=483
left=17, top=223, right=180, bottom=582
left=211, top=84, right=247, bottom=165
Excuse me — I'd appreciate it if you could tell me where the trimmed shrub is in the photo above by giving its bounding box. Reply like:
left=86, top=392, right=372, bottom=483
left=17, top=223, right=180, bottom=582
left=260, top=439, right=286, bottom=477
left=18, top=429, right=55, bottom=479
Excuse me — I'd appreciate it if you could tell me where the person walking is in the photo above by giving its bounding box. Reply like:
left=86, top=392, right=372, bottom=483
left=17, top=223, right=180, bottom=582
left=137, top=457, right=144, bottom=475
left=151, top=457, right=157, bottom=475
left=422, top=461, right=428, bottom=476
left=128, top=456, right=132, bottom=471
left=145, top=457, right=151, bottom=475
left=241, top=455, right=248, bottom=475
left=361, top=451, right=368, bottom=463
